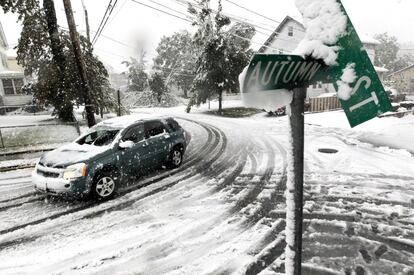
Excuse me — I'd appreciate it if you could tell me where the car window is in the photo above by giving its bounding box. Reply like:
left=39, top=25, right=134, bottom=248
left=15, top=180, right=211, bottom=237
left=122, top=124, right=145, bottom=143
left=166, top=118, right=180, bottom=132
left=77, top=129, right=120, bottom=146
left=144, top=120, right=166, bottom=138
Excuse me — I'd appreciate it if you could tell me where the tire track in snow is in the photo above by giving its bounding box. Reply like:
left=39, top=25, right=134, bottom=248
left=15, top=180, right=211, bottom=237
left=213, top=137, right=287, bottom=275
left=80, top=121, right=228, bottom=218
left=0, top=122, right=200, bottom=211
left=98, top=125, right=257, bottom=275
left=0, top=119, right=226, bottom=241
left=226, top=149, right=260, bottom=197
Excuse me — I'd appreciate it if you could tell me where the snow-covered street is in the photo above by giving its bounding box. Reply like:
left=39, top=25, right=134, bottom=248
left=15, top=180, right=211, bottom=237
left=1, top=105, right=413, bottom=274
left=1, top=0, right=413, bottom=273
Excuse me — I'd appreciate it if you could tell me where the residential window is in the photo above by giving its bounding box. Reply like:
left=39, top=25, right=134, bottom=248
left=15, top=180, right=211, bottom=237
left=13, top=79, right=24, bottom=94
left=2, top=79, right=14, bottom=95
left=288, top=26, right=293, bottom=37
left=1, top=78, right=24, bottom=95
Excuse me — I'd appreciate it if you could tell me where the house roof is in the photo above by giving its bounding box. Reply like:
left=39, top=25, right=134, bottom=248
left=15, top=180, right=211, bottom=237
left=388, top=64, right=414, bottom=77
left=258, top=16, right=381, bottom=55
left=258, top=16, right=304, bottom=53
left=359, top=34, right=380, bottom=45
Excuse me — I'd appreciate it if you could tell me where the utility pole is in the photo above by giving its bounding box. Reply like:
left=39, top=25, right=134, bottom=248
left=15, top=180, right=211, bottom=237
left=117, top=89, right=121, bottom=116
left=62, top=0, right=96, bottom=127
left=43, top=0, right=75, bottom=122
left=285, top=86, right=306, bottom=275
left=80, top=0, right=91, bottom=42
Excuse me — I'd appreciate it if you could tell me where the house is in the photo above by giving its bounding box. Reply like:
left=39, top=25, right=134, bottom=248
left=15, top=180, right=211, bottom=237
left=258, top=16, right=305, bottom=54
left=0, top=20, right=31, bottom=110
left=259, top=16, right=388, bottom=99
left=388, top=64, right=414, bottom=98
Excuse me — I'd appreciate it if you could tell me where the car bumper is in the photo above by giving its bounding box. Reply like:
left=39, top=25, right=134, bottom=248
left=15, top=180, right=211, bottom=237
left=32, top=168, right=88, bottom=197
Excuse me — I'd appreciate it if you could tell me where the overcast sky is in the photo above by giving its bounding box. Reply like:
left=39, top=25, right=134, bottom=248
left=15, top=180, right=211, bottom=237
left=1, top=0, right=413, bottom=72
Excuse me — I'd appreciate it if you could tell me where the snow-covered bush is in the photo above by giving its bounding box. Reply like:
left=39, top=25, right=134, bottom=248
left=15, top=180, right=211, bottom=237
left=122, top=90, right=183, bottom=108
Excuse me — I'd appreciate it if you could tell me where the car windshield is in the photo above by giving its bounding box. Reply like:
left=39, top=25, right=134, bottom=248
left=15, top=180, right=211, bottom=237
left=76, top=128, right=120, bottom=146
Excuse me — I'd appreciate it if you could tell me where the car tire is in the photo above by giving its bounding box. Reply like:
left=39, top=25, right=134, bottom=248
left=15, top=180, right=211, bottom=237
left=91, top=171, right=118, bottom=200
left=168, top=147, right=183, bottom=168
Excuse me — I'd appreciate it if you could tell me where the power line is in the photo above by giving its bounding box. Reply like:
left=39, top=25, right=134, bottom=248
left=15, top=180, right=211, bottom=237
left=95, top=47, right=130, bottom=59
left=222, top=0, right=305, bottom=34
left=130, top=0, right=289, bottom=53
left=91, top=0, right=113, bottom=44
left=130, top=0, right=192, bottom=23
left=222, top=0, right=280, bottom=24
left=171, top=0, right=303, bottom=43
left=107, top=0, right=128, bottom=26
left=93, top=0, right=119, bottom=45
left=172, top=0, right=274, bottom=34
left=93, top=1, right=290, bottom=60
left=147, top=0, right=190, bottom=19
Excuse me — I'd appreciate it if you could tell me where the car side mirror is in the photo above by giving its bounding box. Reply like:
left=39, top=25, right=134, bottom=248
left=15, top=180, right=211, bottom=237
left=119, top=140, right=134, bottom=149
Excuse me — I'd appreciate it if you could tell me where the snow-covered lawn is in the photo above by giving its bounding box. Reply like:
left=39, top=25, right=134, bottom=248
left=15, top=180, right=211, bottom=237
left=306, top=110, right=414, bottom=154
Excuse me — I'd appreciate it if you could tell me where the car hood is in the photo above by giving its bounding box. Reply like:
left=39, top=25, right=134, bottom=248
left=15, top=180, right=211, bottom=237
left=39, top=143, right=111, bottom=168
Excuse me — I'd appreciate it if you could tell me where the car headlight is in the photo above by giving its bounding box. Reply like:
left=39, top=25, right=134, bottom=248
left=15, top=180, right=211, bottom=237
left=63, top=163, right=87, bottom=181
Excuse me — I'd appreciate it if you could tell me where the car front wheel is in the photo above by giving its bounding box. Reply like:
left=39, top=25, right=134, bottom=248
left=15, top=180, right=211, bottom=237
left=92, top=172, right=117, bottom=200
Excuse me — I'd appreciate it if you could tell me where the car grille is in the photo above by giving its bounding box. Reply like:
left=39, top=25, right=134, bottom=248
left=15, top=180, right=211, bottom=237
left=37, top=169, right=60, bottom=178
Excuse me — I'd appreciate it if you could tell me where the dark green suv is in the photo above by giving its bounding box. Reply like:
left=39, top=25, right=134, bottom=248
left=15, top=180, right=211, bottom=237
left=32, top=115, right=187, bottom=199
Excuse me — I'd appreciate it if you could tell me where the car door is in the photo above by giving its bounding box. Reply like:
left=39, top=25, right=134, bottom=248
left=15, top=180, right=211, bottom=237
left=119, top=124, right=152, bottom=177
left=144, top=120, right=170, bottom=167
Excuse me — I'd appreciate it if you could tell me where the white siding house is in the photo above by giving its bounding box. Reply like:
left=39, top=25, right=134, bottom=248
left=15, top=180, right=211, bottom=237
left=0, top=21, right=31, bottom=109
left=259, top=16, right=305, bottom=54
left=258, top=16, right=388, bottom=99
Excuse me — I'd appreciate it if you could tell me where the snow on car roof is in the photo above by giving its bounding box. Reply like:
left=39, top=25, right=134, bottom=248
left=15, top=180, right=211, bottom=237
left=96, top=114, right=170, bottom=129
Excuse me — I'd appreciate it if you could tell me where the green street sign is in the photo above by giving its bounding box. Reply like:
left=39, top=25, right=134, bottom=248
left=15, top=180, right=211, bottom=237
left=243, top=55, right=327, bottom=92
left=331, top=0, right=392, bottom=127
left=242, top=0, right=392, bottom=127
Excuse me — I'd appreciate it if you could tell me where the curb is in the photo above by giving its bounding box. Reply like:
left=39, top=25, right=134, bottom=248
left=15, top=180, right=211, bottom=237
left=0, top=164, right=36, bottom=173
left=0, top=148, right=55, bottom=157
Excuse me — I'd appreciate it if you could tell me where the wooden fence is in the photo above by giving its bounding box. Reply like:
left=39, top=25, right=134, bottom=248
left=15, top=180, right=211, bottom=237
left=309, top=96, right=341, bottom=112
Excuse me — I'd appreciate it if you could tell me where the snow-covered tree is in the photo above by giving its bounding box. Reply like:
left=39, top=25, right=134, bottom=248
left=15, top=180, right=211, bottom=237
left=186, top=0, right=254, bottom=114
left=123, top=56, right=149, bottom=92
left=225, top=23, right=255, bottom=93
left=1, top=0, right=115, bottom=121
left=375, top=33, right=413, bottom=72
left=153, top=31, right=196, bottom=98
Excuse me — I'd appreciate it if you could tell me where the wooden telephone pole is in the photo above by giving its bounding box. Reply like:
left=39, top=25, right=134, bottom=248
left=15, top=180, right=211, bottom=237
left=62, top=0, right=96, bottom=127
left=80, top=0, right=91, bottom=42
